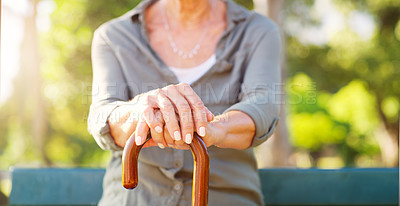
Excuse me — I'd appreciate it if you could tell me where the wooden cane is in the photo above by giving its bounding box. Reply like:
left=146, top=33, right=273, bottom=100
left=122, top=132, right=209, bottom=206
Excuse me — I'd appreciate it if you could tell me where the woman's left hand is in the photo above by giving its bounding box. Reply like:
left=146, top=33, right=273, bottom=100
left=142, top=109, right=217, bottom=150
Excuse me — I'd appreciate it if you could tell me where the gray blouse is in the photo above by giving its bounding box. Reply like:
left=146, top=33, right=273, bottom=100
left=88, top=0, right=281, bottom=205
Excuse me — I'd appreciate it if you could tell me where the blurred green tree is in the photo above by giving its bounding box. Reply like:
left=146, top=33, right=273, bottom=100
left=284, top=0, right=399, bottom=167
left=0, top=0, right=48, bottom=168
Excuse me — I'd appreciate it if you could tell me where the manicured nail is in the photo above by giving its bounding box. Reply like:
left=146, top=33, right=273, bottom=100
left=135, top=136, right=143, bottom=145
left=174, top=131, right=181, bottom=141
left=158, top=143, right=165, bottom=149
left=168, top=144, right=173, bottom=147
left=199, top=127, right=206, bottom=137
left=185, top=134, right=192, bottom=144
left=155, top=126, right=163, bottom=133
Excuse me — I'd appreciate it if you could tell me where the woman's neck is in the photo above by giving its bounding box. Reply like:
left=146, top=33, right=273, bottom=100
left=163, top=0, right=213, bottom=28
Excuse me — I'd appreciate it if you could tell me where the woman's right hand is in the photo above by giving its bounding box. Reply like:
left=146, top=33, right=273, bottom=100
left=132, top=83, right=213, bottom=149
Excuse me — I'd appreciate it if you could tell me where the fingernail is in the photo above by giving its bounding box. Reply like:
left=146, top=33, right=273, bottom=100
left=185, top=134, right=192, bottom=144
left=158, top=143, right=165, bottom=149
left=135, top=136, right=142, bottom=145
left=155, top=126, right=163, bottom=133
left=168, top=144, right=173, bottom=147
left=174, top=131, right=181, bottom=141
left=199, top=127, right=206, bottom=137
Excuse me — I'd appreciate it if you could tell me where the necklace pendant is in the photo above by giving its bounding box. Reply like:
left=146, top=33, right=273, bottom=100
left=163, top=8, right=211, bottom=60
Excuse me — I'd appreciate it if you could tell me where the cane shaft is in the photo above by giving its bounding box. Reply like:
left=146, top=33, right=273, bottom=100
left=122, top=133, right=209, bottom=206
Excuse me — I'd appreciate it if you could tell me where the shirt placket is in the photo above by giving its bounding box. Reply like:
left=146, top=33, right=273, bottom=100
left=165, top=149, right=184, bottom=205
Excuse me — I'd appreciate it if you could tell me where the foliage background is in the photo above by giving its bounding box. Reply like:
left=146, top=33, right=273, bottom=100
left=0, top=0, right=399, bottom=198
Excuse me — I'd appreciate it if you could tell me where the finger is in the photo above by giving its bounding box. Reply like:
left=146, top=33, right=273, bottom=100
left=206, top=108, right=214, bottom=122
left=191, top=107, right=207, bottom=137
left=142, top=138, right=158, bottom=148
left=134, top=116, right=149, bottom=146
left=172, top=112, right=185, bottom=146
left=141, top=109, right=167, bottom=149
left=176, top=83, right=208, bottom=137
left=156, top=92, right=181, bottom=141
left=162, top=85, right=194, bottom=144
left=142, top=107, right=165, bottom=149
left=143, top=107, right=163, bottom=134
left=149, top=126, right=166, bottom=149
left=161, top=127, right=188, bottom=150
left=163, top=125, right=176, bottom=147
left=154, top=109, right=165, bottom=125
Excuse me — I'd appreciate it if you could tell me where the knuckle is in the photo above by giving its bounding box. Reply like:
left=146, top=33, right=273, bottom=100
left=143, top=106, right=153, bottom=113
left=149, top=89, right=159, bottom=97
left=180, top=83, right=193, bottom=92
left=178, top=82, right=189, bottom=88
left=180, top=115, right=192, bottom=124
left=167, top=86, right=178, bottom=96
left=148, top=121, right=158, bottom=128
left=164, top=115, right=178, bottom=125
left=161, top=103, right=174, bottom=111
left=196, top=111, right=207, bottom=120
left=194, top=115, right=206, bottom=123
left=163, top=114, right=172, bottom=123
left=150, top=89, right=160, bottom=97
left=147, top=90, right=155, bottom=96
left=181, top=122, right=193, bottom=129
left=155, top=112, right=164, bottom=122
left=157, top=117, right=165, bottom=124
left=156, top=91, right=165, bottom=100
left=179, top=105, right=191, bottom=114
left=143, top=95, right=151, bottom=104
left=193, top=103, right=205, bottom=111
left=165, top=85, right=175, bottom=92
left=143, top=112, right=154, bottom=121
left=179, top=115, right=188, bottom=123
left=182, top=125, right=193, bottom=131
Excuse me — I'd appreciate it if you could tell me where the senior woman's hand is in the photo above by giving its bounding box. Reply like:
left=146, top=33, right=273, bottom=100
left=146, top=110, right=256, bottom=150
left=108, top=83, right=213, bottom=149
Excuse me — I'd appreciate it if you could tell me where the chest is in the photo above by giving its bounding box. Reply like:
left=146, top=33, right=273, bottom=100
left=146, top=18, right=226, bottom=68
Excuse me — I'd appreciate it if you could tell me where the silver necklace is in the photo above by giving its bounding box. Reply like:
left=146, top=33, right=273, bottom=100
left=162, top=5, right=213, bottom=59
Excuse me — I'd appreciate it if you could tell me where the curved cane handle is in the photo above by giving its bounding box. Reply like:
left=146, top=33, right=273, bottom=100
left=122, top=132, right=209, bottom=206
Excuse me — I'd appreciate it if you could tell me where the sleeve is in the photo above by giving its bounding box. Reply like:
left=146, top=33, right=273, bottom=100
left=87, top=28, right=130, bottom=151
left=224, top=26, right=282, bottom=147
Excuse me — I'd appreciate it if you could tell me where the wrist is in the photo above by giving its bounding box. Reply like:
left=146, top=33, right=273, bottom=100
left=207, top=118, right=228, bottom=148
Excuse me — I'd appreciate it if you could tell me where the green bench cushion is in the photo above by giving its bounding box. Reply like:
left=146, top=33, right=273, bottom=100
left=9, top=168, right=105, bottom=206
left=9, top=168, right=399, bottom=206
left=260, top=168, right=399, bottom=206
